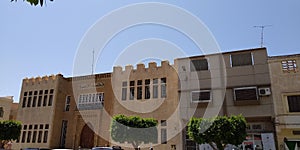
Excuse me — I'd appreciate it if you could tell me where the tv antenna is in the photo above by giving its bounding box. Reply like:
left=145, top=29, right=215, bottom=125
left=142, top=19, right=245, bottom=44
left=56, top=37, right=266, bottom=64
left=92, top=49, right=95, bottom=75
left=253, top=25, right=272, bottom=47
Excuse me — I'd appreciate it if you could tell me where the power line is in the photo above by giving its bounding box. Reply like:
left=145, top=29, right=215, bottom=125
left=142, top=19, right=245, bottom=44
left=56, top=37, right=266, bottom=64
left=253, top=25, right=272, bottom=48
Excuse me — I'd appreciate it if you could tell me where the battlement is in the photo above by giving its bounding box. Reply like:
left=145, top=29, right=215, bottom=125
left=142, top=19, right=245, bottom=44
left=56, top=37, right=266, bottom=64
left=113, top=60, right=172, bottom=73
left=23, top=74, right=64, bottom=83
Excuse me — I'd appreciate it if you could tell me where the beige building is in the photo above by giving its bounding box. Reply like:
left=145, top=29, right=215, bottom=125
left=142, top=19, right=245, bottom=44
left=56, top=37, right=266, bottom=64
left=269, top=54, right=300, bottom=150
left=176, top=47, right=276, bottom=149
left=111, top=61, right=180, bottom=150
left=13, top=47, right=295, bottom=150
left=0, top=96, right=18, bottom=121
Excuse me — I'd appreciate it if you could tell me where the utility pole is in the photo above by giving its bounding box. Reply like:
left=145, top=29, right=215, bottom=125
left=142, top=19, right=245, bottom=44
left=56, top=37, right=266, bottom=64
left=253, top=25, right=272, bottom=47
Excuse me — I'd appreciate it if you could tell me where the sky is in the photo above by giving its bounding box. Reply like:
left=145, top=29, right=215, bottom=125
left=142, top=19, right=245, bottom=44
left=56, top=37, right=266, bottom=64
left=1, top=0, right=300, bottom=102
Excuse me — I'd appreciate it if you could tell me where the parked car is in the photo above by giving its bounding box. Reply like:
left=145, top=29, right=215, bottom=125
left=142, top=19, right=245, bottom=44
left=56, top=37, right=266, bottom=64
left=92, top=146, right=123, bottom=150
left=92, top=147, right=112, bottom=150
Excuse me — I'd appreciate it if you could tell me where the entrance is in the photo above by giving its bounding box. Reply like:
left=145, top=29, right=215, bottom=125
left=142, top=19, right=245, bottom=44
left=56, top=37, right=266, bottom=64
left=80, top=124, right=95, bottom=148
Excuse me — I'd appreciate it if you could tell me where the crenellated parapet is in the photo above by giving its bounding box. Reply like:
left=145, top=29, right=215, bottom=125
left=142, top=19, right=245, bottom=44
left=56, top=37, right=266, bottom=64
left=113, top=60, right=173, bottom=74
left=23, top=74, right=64, bottom=85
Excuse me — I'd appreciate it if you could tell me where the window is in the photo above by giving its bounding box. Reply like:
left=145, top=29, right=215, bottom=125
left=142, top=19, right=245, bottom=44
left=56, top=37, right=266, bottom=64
left=21, top=131, right=26, bottom=143
left=153, top=79, right=158, bottom=99
left=32, top=91, right=37, bottom=107
left=137, top=80, right=143, bottom=100
left=60, top=120, right=68, bottom=147
left=27, top=96, right=32, bottom=107
left=231, top=52, right=253, bottom=67
left=130, top=81, right=135, bottom=100
left=293, top=130, right=300, bottom=135
left=65, top=96, right=71, bottom=111
left=45, top=124, right=49, bottom=129
left=78, top=93, right=104, bottom=110
left=191, top=90, right=211, bottom=102
left=38, top=131, right=43, bottom=143
left=27, top=97, right=32, bottom=108
left=43, top=95, right=48, bottom=106
left=161, top=78, right=167, bottom=98
left=161, top=120, right=167, bottom=126
left=287, top=95, right=300, bottom=112
left=122, top=81, right=127, bottom=100
left=190, top=59, right=209, bottom=71
left=234, top=87, right=258, bottom=101
left=32, top=96, right=37, bottom=107
left=48, top=94, right=53, bottom=106
left=282, top=60, right=297, bottom=72
left=38, top=96, right=42, bottom=107
left=145, top=79, right=150, bottom=99
left=22, top=97, right=27, bottom=108
left=161, top=128, right=167, bottom=144
left=0, top=107, right=3, bottom=118
left=27, top=131, right=32, bottom=143
left=32, top=131, right=37, bottom=143
left=43, top=131, right=48, bottom=143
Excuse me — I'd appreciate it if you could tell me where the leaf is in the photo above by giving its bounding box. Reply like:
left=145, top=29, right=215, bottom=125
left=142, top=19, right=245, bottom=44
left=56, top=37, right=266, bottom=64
left=40, top=0, right=43, bottom=6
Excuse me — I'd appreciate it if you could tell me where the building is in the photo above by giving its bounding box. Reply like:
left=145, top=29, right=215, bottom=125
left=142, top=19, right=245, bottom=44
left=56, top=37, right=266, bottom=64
left=269, top=54, right=300, bottom=150
left=0, top=96, right=18, bottom=121
left=111, top=61, right=180, bottom=150
left=176, top=47, right=276, bottom=149
left=13, top=47, right=296, bottom=150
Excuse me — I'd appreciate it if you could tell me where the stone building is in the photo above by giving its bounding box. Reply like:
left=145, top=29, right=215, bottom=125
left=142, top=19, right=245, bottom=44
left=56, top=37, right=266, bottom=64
left=13, top=47, right=294, bottom=150
left=269, top=54, right=300, bottom=150
left=0, top=96, right=18, bottom=121
left=111, top=61, right=180, bottom=150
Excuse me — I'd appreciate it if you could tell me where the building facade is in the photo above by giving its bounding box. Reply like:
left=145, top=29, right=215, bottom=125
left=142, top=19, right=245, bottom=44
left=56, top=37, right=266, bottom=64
left=176, top=47, right=276, bottom=150
left=13, top=47, right=300, bottom=150
left=0, top=96, right=18, bottom=121
left=269, top=54, right=300, bottom=150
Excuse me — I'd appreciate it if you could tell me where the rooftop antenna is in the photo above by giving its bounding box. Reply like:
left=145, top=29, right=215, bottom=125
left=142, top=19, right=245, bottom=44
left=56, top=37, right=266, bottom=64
left=92, top=49, right=94, bottom=75
left=253, top=25, right=272, bottom=48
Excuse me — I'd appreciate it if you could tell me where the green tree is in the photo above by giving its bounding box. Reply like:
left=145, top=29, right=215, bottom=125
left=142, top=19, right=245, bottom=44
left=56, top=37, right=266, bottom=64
left=187, top=115, right=247, bottom=150
left=0, top=120, right=22, bottom=149
left=11, top=0, right=53, bottom=7
left=111, top=114, right=158, bottom=150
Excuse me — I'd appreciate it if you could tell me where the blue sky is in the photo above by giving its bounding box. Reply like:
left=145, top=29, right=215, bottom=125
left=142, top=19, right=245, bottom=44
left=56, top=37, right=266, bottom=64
left=1, top=0, right=300, bottom=102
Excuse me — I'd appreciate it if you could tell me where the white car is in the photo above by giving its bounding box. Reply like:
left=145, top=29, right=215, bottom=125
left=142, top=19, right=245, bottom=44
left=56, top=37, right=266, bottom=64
left=91, top=147, right=112, bottom=150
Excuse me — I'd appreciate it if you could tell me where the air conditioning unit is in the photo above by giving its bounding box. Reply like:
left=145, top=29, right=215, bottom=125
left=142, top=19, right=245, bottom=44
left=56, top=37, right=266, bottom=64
left=258, top=87, right=271, bottom=96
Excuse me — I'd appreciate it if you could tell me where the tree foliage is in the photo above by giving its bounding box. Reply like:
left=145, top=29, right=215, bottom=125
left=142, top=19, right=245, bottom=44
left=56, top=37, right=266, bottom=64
left=0, top=120, right=22, bottom=148
left=111, top=114, right=158, bottom=149
left=11, top=0, right=54, bottom=7
left=187, top=115, right=247, bottom=150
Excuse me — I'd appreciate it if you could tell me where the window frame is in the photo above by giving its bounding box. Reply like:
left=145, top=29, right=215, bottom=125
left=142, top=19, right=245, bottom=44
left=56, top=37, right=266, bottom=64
left=286, top=95, right=300, bottom=112
left=233, top=86, right=258, bottom=101
left=191, top=90, right=212, bottom=103
left=282, top=59, right=297, bottom=73
left=230, top=52, right=254, bottom=67
left=190, top=58, right=209, bottom=71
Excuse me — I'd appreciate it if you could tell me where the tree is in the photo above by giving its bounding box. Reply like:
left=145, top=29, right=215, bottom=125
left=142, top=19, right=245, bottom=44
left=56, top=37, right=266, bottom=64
left=111, top=114, right=158, bottom=150
left=0, top=120, right=22, bottom=149
left=187, top=115, right=247, bottom=150
left=11, top=0, right=54, bottom=7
